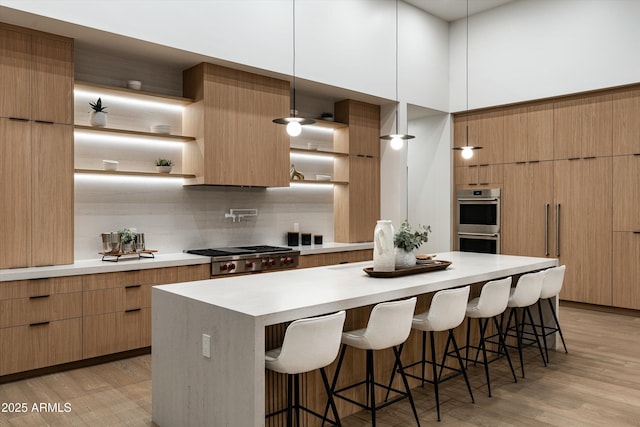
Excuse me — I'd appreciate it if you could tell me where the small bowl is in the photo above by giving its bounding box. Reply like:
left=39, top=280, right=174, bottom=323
left=315, top=174, right=331, bottom=181
left=307, top=143, right=319, bottom=150
left=103, top=160, right=119, bottom=171
left=127, top=80, right=142, bottom=90
left=150, top=124, right=171, bottom=134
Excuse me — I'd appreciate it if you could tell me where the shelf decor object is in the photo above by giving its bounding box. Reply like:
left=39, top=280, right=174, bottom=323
left=363, top=260, right=451, bottom=278
left=89, top=97, right=108, bottom=127
left=98, top=249, right=157, bottom=262
left=452, top=0, right=483, bottom=160
left=272, top=0, right=315, bottom=136
left=380, top=0, right=415, bottom=150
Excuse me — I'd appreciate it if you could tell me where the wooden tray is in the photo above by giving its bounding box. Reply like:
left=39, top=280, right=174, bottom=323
left=363, top=260, right=452, bottom=278
left=99, top=249, right=157, bottom=262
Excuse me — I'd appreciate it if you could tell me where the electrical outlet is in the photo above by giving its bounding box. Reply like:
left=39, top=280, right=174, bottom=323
left=202, top=333, right=211, bottom=358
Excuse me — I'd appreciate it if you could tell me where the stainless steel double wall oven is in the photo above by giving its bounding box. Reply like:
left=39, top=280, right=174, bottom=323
left=456, top=188, right=501, bottom=254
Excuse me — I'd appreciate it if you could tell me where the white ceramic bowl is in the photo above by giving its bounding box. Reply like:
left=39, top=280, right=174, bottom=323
left=103, top=160, right=119, bottom=171
left=150, top=124, right=171, bottom=134
left=127, top=80, right=142, bottom=90
left=315, top=174, right=331, bottom=181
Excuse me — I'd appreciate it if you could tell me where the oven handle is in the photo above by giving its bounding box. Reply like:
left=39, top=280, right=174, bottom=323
left=457, top=232, right=499, bottom=238
left=457, top=198, right=500, bottom=202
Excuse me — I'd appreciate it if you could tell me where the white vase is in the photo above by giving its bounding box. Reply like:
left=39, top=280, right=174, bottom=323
left=156, top=166, right=173, bottom=174
left=89, top=111, right=107, bottom=127
left=395, top=248, right=417, bottom=269
left=373, top=220, right=395, bottom=272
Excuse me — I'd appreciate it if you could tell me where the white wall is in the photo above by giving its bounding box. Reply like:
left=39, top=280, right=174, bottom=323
left=407, top=110, right=452, bottom=253
left=450, top=0, right=640, bottom=111
left=2, top=0, right=450, bottom=111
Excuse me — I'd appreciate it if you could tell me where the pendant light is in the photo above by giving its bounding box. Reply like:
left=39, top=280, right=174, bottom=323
left=452, top=0, right=483, bottom=159
left=380, top=0, right=415, bottom=150
left=273, top=0, right=315, bottom=136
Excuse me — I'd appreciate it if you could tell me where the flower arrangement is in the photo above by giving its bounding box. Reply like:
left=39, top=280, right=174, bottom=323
left=89, top=97, right=108, bottom=113
left=154, top=158, right=174, bottom=167
left=394, top=220, right=431, bottom=252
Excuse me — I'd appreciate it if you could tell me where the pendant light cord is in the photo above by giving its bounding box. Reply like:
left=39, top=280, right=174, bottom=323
left=395, top=0, right=399, bottom=135
left=465, top=0, right=469, bottom=145
left=292, top=0, right=296, bottom=116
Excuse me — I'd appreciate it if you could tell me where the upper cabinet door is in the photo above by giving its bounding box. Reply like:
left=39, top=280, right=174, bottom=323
left=502, top=102, right=553, bottom=163
left=0, top=27, right=31, bottom=120
left=502, top=107, right=527, bottom=164
left=334, top=100, right=380, bottom=158
left=31, top=35, right=74, bottom=124
left=613, top=87, right=640, bottom=156
left=474, top=110, right=504, bottom=166
left=554, top=94, right=612, bottom=159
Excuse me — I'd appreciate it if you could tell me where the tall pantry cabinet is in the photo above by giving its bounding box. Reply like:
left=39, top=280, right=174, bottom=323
left=454, top=85, right=640, bottom=310
left=0, top=23, right=74, bottom=268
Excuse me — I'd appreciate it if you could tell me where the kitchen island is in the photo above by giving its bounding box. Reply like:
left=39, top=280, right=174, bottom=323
left=151, top=251, right=557, bottom=427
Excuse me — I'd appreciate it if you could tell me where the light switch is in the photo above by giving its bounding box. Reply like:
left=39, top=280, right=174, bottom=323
left=202, top=333, right=211, bottom=358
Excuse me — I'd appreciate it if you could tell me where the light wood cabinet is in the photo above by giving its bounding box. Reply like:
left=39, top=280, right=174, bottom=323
left=502, top=161, right=555, bottom=258
left=0, top=118, right=31, bottom=268
left=83, top=308, right=151, bottom=359
left=503, top=103, right=554, bottom=163
left=554, top=157, right=612, bottom=305
left=0, top=276, right=83, bottom=376
left=612, top=232, right=640, bottom=309
left=297, top=249, right=373, bottom=269
left=333, top=100, right=380, bottom=243
left=613, top=155, right=640, bottom=232
left=454, top=164, right=503, bottom=188
left=554, top=94, right=612, bottom=159
left=0, top=24, right=73, bottom=124
left=182, top=63, right=290, bottom=187
left=453, top=111, right=504, bottom=166
left=613, top=87, right=640, bottom=156
left=0, top=25, right=73, bottom=268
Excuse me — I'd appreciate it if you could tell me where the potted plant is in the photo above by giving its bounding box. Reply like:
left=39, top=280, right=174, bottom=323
left=394, top=220, right=431, bottom=268
left=89, top=97, right=108, bottom=127
left=155, top=158, right=174, bottom=173
left=119, top=228, right=137, bottom=253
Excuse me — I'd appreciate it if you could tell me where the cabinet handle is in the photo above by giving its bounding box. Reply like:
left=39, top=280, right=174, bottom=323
left=469, top=183, right=477, bottom=186
left=29, top=294, right=50, bottom=300
left=556, top=203, right=561, bottom=257
left=34, top=120, right=54, bottom=124
left=125, top=285, right=141, bottom=289
left=633, top=153, right=640, bottom=156
left=9, top=117, right=29, bottom=122
left=633, top=231, right=640, bottom=234
left=479, top=164, right=489, bottom=167
left=545, top=203, right=550, bottom=256
left=125, top=308, right=142, bottom=313
left=29, top=321, right=50, bottom=327
left=583, top=156, right=596, bottom=160
left=479, top=182, right=489, bottom=185
left=528, top=160, right=540, bottom=163
left=568, top=157, right=580, bottom=161
left=515, top=161, right=527, bottom=165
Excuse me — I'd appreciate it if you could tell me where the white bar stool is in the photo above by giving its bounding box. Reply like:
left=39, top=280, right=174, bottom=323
left=464, top=277, right=518, bottom=397
left=404, top=286, right=475, bottom=421
left=503, top=270, right=548, bottom=377
left=536, top=265, right=569, bottom=362
left=265, top=310, right=346, bottom=427
left=327, top=297, right=420, bottom=427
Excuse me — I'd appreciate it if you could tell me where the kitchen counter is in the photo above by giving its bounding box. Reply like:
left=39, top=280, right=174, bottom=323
left=151, top=251, right=557, bottom=426
left=0, top=242, right=372, bottom=282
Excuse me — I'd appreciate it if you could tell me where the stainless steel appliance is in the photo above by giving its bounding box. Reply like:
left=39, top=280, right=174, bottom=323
left=185, top=245, right=299, bottom=276
left=456, top=188, right=501, bottom=254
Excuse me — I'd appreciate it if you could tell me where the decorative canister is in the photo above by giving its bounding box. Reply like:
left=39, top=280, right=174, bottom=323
left=373, top=220, right=395, bottom=272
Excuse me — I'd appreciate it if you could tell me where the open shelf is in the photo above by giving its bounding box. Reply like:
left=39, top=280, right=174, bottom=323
left=309, top=119, right=348, bottom=130
left=74, top=80, right=194, bottom=105
left=74, top=169, right=196, bottom=179
left=290, top=179, right=348, bottom=185
left=74, top=125, right=196, bottom=142
left=289, top=147, right=348, bottom=157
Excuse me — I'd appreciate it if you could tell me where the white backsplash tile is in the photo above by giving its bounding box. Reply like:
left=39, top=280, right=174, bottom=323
left=75, top=178, right=334, bottom=260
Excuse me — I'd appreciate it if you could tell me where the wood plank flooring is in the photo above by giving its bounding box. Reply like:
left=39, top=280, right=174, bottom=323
left=1, top=305, right=640, bottom=426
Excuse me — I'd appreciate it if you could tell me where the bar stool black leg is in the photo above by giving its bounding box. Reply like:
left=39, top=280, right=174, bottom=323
left=421, top=330, right=427, bottom=387
left=478, top=318, right=492, bottom=397
left=324, top=344, right=347, bottom=421
left=465, top=317, right=472, bottom=369
left=366, top=350, right=376, bottom=426
left=548, top=298, right=569, bottom=353
left=450, top=331, right=475, bottom=405
left=319, top=367, right=341, bottom=426
left=493, top=316, right=517, bottom=383
left=513, top=308, right=525, bottom=378
left=429, top=331, right=441, bottom=421
left=394, top=344, right=421, bottom=427
left=524, top=306, right=547, bottom=367
left=294, top=374, right=301, bottom=427
left=286, top=374, right=293, bottom=427
left=537, top=299, right=550, bottom=363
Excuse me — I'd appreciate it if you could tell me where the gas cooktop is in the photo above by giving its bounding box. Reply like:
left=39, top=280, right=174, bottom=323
left=185, top=245, right=299, bottom=276
left=185, top=245, right=294, bottom=257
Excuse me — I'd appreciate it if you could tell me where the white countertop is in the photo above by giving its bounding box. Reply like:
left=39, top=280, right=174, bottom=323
left=0, top=252, right=210, bottom=282
left=154, top=251, right=557, bottom=326
left=0, top=242, right=372, bottom=282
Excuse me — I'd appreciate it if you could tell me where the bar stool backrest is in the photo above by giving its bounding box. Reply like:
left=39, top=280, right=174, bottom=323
left=540, top=265, right=566, bottom=299
left=425, top=286, right=471, bottom=331
left=269, top=311, right=346, bottom=374
left=363, top=297, right=417, bottom=350
left=477, top=277, right=512, bottom=317
left=510, top=271, right=546, bottom=307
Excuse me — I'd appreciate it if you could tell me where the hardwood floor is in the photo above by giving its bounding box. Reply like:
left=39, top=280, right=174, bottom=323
left=1, top=306, right=640, bottom=426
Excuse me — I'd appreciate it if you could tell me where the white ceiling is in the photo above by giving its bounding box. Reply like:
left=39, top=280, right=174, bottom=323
left=405, top=0, right=515, bottom=21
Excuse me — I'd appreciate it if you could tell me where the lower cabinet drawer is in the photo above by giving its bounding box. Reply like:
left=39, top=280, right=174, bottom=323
left=83, top=308, right=151, bottom=359
left=0, top=292, right=83, bottom=329
left=0, top=318, right=82, bottom=376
